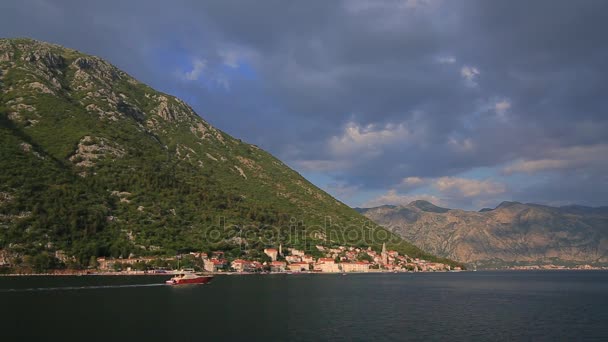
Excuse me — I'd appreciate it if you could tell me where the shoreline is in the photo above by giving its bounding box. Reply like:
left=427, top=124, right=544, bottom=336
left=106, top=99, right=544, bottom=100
left=0, top=270, right=454, bottom=277
left=2, top=268, right=607, bottom=277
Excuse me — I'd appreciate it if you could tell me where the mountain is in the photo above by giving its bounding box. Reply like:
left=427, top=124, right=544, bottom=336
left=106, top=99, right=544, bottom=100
left=0, top=38, right=461, bottom=269
left=360, top=200, right=608, bottom=268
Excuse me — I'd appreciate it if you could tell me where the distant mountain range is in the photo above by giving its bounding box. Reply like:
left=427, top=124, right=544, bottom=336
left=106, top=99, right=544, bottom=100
left=0, top=38, right=460, bottom=268
left=357, top=200, right=608, bottom=268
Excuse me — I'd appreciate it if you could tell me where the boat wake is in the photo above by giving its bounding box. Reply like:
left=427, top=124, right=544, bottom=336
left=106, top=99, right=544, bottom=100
left=0, top=283, right=166, bottom=293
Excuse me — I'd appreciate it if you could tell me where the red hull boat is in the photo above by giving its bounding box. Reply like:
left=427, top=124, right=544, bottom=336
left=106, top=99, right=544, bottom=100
left=165, top=272, right=213, bottom=285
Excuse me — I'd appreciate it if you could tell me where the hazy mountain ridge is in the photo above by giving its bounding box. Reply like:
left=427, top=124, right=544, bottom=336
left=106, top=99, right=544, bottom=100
left=0, top=38, right=460, bottom=267
left=360, top=200, right=608, bottom=268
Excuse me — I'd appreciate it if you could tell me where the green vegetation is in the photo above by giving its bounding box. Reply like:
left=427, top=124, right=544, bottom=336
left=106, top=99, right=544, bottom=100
left=0, top=38, right=464, bottom=271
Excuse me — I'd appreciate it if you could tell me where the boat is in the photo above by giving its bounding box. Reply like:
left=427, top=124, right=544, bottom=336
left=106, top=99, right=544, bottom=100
left=165, top=271, right=213, bottom=285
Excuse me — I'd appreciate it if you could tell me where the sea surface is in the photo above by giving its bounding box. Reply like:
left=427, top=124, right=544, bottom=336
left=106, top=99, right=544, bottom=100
left=1, top=271, right=607, bottom=341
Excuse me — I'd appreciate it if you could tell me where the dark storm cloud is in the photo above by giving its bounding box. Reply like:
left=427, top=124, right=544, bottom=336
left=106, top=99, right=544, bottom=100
left=1, top=0, right=607, bottom=207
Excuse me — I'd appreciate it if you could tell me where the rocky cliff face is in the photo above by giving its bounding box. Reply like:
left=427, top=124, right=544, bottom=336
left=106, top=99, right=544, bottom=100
left=0, top=38, right=451, bottom=266
left=359, top=201, right=608, bottom=267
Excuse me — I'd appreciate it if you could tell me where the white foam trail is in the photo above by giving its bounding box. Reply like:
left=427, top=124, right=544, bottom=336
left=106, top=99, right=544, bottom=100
left=0, top=283, right=166, bottom=292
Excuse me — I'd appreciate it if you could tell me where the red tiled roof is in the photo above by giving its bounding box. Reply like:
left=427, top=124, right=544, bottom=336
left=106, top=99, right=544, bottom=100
left=270, top=261, right=286, bottom=265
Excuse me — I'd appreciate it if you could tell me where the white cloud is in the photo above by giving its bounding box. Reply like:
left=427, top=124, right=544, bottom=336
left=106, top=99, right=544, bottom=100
left=503, top=159, right=569, bottom=174
left=436, top=56, right=456, bottom=64
left=448, top=137, right=474, bottom=152
left=399, top=176, right=506, bottom=198
left=362, top=189, right=443, bottom=207
left=218, top=49, right=239, bottom=68
left=364, top=176, right=506, bottom=208
left=183, top=58, right=206, bottom=81
left=344, top=0, right=440, bottom=12
left=460, top=65, right=479, bottom=80
left=401, top=176, right=426, bottom=186
left=292, top=119, right=419, bottom=174
left=460, top=65, right=480, bottom=86
left=503, top=144, right=608, bottom=175
left=494, top=99, right=511, bottom=121
left=433, top=177, right=506, bottom=197
left=398, top=176, right=430, bottom=191
left=402, top=0, right=438, bottom=9
left=329, top=121, right=411, bottom=157
left=176, top=58, right=231, bottom=89
left=495, top=99, right=511, bottom=114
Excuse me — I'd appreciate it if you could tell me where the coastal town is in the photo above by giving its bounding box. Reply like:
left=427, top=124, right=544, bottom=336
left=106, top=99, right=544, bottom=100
left=92, top=243, right=459, bottom=274
left=0, top=243, right=460, bottom=275
left=6, top=245, right=607, bottom=275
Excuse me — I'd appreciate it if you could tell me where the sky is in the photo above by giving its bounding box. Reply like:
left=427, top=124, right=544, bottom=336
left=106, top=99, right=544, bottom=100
left=1, top=0, right=607, bottom=210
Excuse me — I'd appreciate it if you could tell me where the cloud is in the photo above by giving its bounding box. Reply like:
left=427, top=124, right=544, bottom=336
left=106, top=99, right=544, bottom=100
left=436, top=56, right=456, bottom=64
left=433, top=177, right=506, bottom=198
left=400, top=176, right=427, bottom=187
left=494, top=99, right=511, bottom=114
left=328, top=121, right=412, bottom=158
left=344, top=0, right=440, bottom=13
left=448, top=137, right=474, bottom=152
left=504, top=159, right=570, bottom=174
left=2, top=0, right=608, bottom=209
left=397, top=176, right=431, bottom=192
left=176, top=57, right=232, bottom=89
left=364, top=176, right=506, bottom=209
left=218, top=49, right=239, bottom=68
left=460, top=65, right=480, bottom=86
left=182, top=58, right=206, bottom=81
left=503, top=144, right=608, bottom=175
left=362, top=190, right=443, bottom=208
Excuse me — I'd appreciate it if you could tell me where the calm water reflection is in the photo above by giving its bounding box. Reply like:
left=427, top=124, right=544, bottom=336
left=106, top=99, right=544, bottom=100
left=1, top=271, right=607, bottom=341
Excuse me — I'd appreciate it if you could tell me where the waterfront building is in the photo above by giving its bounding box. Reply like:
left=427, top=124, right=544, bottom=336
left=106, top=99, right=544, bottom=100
left=285, top=255, right=301, bottom=263
left=231, top=259, right=251, bottom=272
left=270, top=261, right=286, bottom=272
left=302, top=255, right=314, bottom=263
left=341, top=262, right=370, bottom=273
left=287, top=262, right=309, bottom=272
left=315, top=258, right=340, bottom=273
left=204, top=258, right=227, bottom=272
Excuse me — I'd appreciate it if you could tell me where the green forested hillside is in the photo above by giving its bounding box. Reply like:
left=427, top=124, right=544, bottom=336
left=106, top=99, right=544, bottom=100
left=0, top=38, right=460, bottom=269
